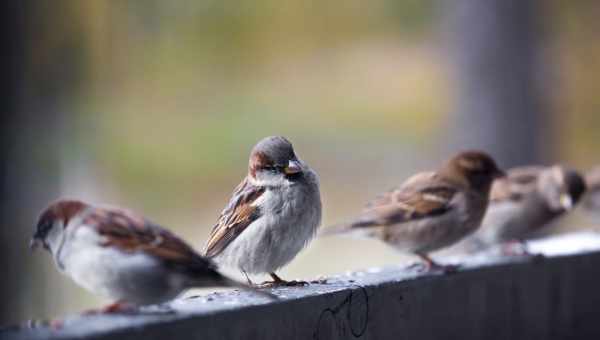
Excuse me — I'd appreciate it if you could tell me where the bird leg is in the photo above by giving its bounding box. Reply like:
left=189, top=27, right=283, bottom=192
left=25, top=318, right=64, bottom=330
left=242, top=270, right=254, bottom=286
left=501, top=239, right=530, bottom=256
left=501, top=239, right=544, bottom=261
left=259, top=272, right=309, bottom=287
left=83, top=300, right=137, bottom=315
left=412, top=253, right=459, bottom=274
left=102, top=301, right=138, bottom=314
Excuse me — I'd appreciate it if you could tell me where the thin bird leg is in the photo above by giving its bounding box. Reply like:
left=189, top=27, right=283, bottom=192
left=25, top=318, right=64, bottom=330
left=501, top=239, right=529, bottom=256
left=84, top=300, right=137, bottom=315
left=269, top=272, right=286, bottom=284
left=242, top=270, right=254, bottom=286
left=501, top=239, right=544, bottom=261
left=101, top=301, right=138, bottom=314
left=415, top=253, right=459, bottom=274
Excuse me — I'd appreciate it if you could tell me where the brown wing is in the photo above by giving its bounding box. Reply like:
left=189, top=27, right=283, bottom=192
left=352, top=185, right=457, bottom=228
left=365, top=172, right=437, bottom=209
left=83, top=206, right=216, bottom=274
left=490, top=166, right=541, bottom=202
left=204, top=177, right=265, bottom=258
left=365, top=187, right=400, bottom=208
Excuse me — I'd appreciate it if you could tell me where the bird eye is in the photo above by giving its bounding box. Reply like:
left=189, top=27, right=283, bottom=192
left=41, top=221, right=53, bottom=233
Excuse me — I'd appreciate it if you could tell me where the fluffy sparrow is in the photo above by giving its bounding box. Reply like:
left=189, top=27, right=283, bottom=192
left=322, top=151, right=504, bottom=272
left=204, top=136, right=321, bottom=286
left=466, top=165, right=586, bottom=252
left=31, top=199, right=273, bottom=312
left=582, top=166, right=600, bottom=220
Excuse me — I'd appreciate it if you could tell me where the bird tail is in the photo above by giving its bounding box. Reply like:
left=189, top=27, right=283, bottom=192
left=319, top=222, right=355, bottom=237
left=319, top=219, right=377, bottom=238
left=216, top=275, right=278, bottom=300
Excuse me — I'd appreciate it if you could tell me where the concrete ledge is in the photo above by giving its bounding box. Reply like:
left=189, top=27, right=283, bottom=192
left=4, top=232, right=600, bottom=340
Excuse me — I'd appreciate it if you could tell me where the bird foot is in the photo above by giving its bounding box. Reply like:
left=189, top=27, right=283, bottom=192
left=258, top=280, right=309, bottom=288
left=24, top=319, right=64, bottom=330
left=408, top=261, right=460, bottom=274
left=501, top=240, right=532, bottom=256
left=407, top=262, right=427, bottom=272
left=49, top=319, right=64, bottom=330
left=435, top=263, right=460, bottom=274
left=310, top=277, right=329, bottom=284
left=138, top=303, right=175, bottom=314
left=501, top=242, right=546, bottom=264
left=260, top=272, right=310, bottom=287
left=83, top=302, right=138, bottom=315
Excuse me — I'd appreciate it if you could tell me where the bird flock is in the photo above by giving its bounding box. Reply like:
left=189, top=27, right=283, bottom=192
left=30, top=135, right=598, bottom=315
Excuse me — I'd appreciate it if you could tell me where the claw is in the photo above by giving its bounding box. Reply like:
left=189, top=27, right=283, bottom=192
left=83, top=301, right=138, bottom=315
left=259, top=273, right=310, bottom=287
left=413, top=253, right=460, bottom=274
left=501, top=240, right=531, bottom=256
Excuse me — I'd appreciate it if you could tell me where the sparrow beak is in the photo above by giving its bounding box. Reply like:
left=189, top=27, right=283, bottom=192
left=560, top=193, right=573, bottom=210
left=494, top=169, right=507, bottom=179
left=284, top=160, right=302, bottom=175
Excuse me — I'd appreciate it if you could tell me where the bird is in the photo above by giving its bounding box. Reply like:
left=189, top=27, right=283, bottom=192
left=465, top=165, right=587, bottom=253
left=203, top=136, right=322, bottom=286
left=322, top=150, right=505, bottom=272
left=30, top=199, right=274, bottom=313
left=582, top=166, right=600, bottom=221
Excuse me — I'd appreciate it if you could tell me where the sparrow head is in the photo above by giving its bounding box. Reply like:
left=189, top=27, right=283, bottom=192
left=248, top=136, right=304, bottom=185
left=539, top=166, right=586, bottom=211
left=30, top=199, right=87, bottom=253
left=443, top=150, right=505, bottom=192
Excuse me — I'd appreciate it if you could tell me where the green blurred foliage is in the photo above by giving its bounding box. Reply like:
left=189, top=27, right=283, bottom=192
left=28, top=0, right=600, bottom=232
left=53, top=0, right=445, bottom=215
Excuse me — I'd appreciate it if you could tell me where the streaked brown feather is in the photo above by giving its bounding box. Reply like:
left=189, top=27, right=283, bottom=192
left=353, top=182, right=457, bottom=228
left=38, top=200, right=87, bottom=228
left=365, top=172, right=436, bottom=208
left=83, top=207, right=216, bottom=274
left=325, top=151, right=501, bottom=246
left=204, top=177, right=265, bottom=258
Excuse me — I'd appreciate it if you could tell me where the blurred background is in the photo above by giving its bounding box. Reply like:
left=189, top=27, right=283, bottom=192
left=2, top=0, right=599, bottom=325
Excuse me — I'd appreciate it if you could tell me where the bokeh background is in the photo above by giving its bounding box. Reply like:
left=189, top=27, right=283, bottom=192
left=2, top=0, right=599, bottom=325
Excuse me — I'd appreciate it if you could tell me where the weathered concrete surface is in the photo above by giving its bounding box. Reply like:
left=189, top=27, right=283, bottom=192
left=4, top=232, right=600, bottom=340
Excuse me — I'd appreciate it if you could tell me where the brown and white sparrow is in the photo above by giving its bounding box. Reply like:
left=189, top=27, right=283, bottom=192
left=322, top=151, right=505, bottom=272
left=30, top=199, right=273, bottom=312
left=583, top=166, right=600, bottom=220
left=466, top=165, right=586, bottom=252
left=203, top=136, right=322, bottom=286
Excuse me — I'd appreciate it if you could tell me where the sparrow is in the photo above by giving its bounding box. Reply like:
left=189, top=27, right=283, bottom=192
left=322, top=151, right=505, bottom=272
left=582, top=166, right=600, bottom=220
left=466, top=165, right=586, bottom=252
left=204, top=136, right=322, bottom=286
left=30, top=199, right=274, bottom=312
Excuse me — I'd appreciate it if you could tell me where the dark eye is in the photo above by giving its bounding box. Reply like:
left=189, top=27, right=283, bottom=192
left=262, top=165, right=280, bottom=172
left=35, top=220, right=53, bottom=239
left=41, top=221, right=53, bottom=233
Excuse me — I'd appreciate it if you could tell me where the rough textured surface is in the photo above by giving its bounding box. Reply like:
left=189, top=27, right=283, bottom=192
left=4, top=232, right=600, bottom=340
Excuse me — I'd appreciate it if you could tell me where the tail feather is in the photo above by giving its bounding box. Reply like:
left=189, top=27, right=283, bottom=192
left=217, top=276, right=278, bottom=300
left=185, top=254, right=277, bottom=300
left=320, top=218, right=377, bottom=238
left=319, top=222, right=355, bottom=236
